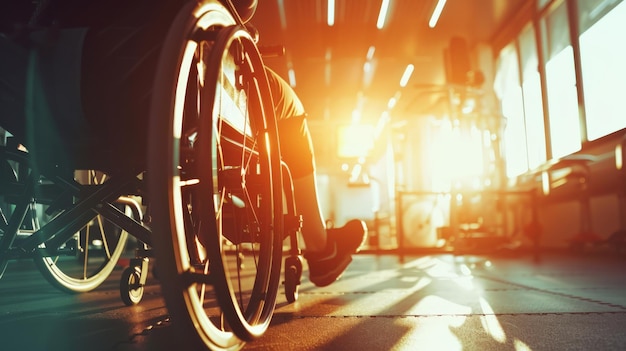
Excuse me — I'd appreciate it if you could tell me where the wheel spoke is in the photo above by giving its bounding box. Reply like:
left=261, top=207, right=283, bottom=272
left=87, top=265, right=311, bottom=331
left=83, top=223, right=90, bottom=280
left=98, top=215, right=112, bottom=259
left=149, top=3, right=283, bottom=347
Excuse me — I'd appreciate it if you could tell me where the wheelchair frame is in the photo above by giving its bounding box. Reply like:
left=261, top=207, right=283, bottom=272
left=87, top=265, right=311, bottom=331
left=0, top=1, right=303, bottom=350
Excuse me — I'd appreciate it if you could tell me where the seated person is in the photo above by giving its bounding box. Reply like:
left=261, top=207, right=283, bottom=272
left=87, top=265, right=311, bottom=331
left=266, top=66, right=367, bottom=286
left=0, top=0, right=367, bottom=287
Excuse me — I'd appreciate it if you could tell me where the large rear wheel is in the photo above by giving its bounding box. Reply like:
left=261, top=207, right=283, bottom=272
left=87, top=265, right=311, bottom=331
left=148, top=1, right=283, bottom=349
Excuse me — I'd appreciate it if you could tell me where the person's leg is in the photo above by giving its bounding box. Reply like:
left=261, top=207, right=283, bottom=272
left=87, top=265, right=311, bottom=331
left=293, top=173, right=327, bottom=251
left=267, top=66, right=366, bottom=286
left=277, top=115, right=367, bottom=287
left=277, top=115, right=327, bottom=251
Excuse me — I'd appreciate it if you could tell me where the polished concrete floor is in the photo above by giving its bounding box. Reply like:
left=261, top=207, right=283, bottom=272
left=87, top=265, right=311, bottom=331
left=1, top=248, right=626, bottom=351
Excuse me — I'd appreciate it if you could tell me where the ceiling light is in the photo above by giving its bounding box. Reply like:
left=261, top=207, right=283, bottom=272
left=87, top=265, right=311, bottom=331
left=399, top=64, right=414, bottom=87
left=288, top=68, right=297, bottom=87
left=278, top=0, right=287, bottom=29
left=327, top=0, right=335, bottom=26
left=377, top=0, right=391, bottom=29
left=362, top=61, right=375, bottom=87
left=366, top=46, right=376, bottom=60
left=325, top=48, right=332, bottom=86
left=429, top=0, right=447, bottom=28
left=363, top=61, right=372, bottom=73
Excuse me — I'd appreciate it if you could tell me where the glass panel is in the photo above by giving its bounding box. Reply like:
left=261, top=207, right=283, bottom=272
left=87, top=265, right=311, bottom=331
left=579, top=0, right=626, bottom=140
left=519, top=24, right=547, bottom=169
left=494, top=44, right=528, bottom=177
left=543, top=2, right=570, bottom=60
left=542, top=2, right=582, bottom=158
left=545, top=46, right=581, bottom=157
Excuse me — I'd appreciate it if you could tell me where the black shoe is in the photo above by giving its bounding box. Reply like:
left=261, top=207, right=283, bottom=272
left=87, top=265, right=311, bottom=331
left=305, top=219, right=367, bottom=287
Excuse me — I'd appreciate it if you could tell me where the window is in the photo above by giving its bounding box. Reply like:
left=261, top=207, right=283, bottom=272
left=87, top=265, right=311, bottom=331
left=578, top=0, right=626, bottom=140
left=542, top=2, right=581, bottom=158
left=519, top=24, right=547, bottom=169
left=495, top=44, right=528, bottom=177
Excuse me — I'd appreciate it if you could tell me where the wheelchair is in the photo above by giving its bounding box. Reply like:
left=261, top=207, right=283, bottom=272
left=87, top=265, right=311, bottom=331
left=0, top=0, right=304, bottom=349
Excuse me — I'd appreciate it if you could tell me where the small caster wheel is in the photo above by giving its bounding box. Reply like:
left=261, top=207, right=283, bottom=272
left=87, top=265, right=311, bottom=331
left=120, top=266, right=144, bottom=306
left=284, top=255, right=303, bottom=303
